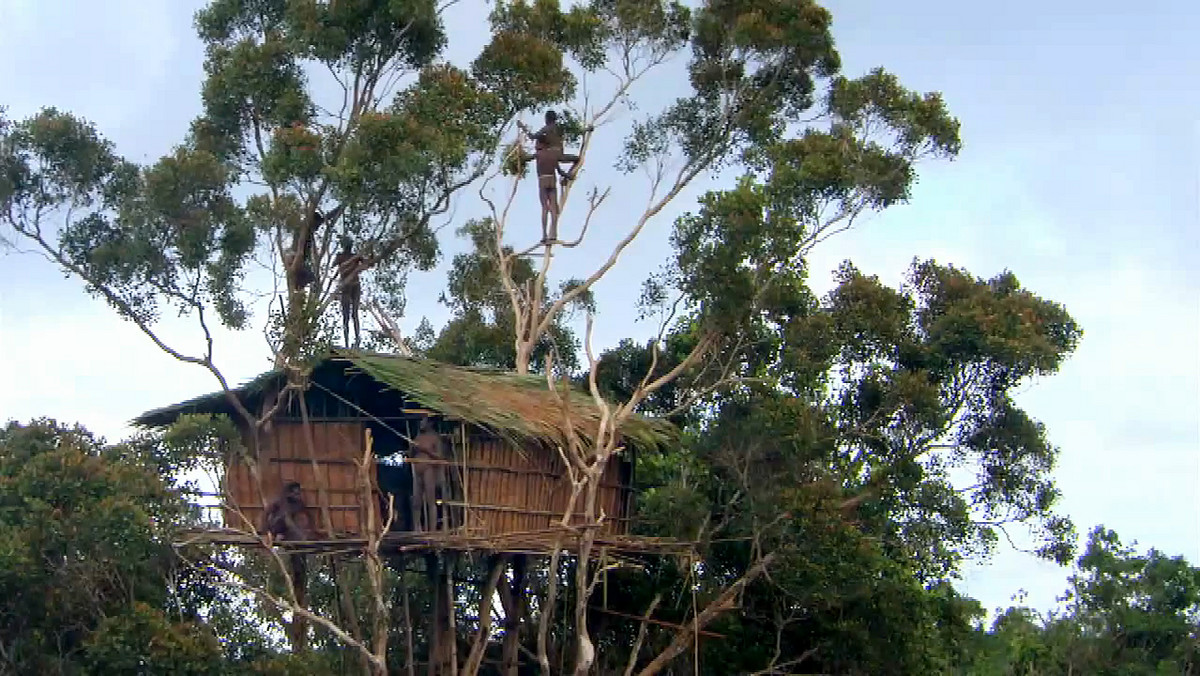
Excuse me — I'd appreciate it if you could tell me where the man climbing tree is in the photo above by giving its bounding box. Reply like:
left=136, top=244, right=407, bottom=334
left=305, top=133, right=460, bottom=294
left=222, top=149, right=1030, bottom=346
left=518, top=111, right=581, bottom=243
left=333, top=235, right=364, bottom=348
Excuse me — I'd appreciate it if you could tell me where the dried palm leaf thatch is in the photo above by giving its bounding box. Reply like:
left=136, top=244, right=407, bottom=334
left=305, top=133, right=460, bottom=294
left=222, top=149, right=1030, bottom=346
left=133, top=350, right=676, bottom=451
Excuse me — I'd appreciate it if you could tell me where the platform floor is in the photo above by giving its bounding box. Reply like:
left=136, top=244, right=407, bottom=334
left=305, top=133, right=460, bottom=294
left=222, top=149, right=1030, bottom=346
left=175, top=525, right=695, bottom=558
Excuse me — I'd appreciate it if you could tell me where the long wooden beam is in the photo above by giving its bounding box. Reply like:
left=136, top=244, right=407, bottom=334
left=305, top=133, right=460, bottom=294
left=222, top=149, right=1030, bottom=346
left=172, top=527, right=696, bottom=558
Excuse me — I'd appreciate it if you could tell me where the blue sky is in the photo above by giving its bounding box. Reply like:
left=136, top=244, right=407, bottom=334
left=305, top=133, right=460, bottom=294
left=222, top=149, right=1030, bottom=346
left=1, top=0, right=1197, bottom=620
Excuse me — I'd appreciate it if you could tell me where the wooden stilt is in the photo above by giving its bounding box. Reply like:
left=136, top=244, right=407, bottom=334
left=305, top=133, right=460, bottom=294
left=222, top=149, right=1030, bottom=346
left=289, top=558, right=309, bottom=653
left=500, top=554, right=528, bottom=676
left=426, top=553, right=441, bottom=676
left=444, top=553, right=458, bottom=675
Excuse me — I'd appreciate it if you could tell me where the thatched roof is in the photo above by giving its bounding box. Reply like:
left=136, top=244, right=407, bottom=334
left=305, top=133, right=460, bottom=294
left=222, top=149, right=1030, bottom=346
left=132, top=351, right=675, bottom=451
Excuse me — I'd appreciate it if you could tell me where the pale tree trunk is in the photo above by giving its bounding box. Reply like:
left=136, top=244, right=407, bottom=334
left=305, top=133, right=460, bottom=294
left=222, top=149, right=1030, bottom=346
left=359, top=429, right=395, bottom=675
left=515, top=343, right=533, bottom=376
left=400, top=557, right=417, bottom=676
left=572, top=470, right=603, bottom=675
left=332, top=558, right=369, bottom=672
left=462, top=555, right=506, bottom=675
left=484, top=57, right=732, bottom=676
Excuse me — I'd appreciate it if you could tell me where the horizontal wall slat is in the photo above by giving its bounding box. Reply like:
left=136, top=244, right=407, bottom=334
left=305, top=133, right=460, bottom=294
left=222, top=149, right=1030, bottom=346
left=440, top=501, right=632, bottom=522
left=227, top=505, right=364, bottom=513
left=268, top=458, right=361, bottom=466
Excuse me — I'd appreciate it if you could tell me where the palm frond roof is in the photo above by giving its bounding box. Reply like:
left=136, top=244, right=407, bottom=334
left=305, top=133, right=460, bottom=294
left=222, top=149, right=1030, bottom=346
left=133, top=350, right=675, bottom=450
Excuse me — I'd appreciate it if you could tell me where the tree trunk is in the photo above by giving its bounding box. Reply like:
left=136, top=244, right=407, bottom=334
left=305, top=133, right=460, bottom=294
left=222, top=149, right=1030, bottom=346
left=500, top=556, right=528, bottom=676
left=289, top=571, right=309, bottom=654
left=332, top=557, right=368, bottom=671
left=424, top=553, right=459, bottom=675
left=462, top=555, right=505, bottom=675
left=444, top=555, right=459, bottom=675
left=514, top=344, right=532, bottom=377
left=572, top=474, right=601, bottom=675
left=401, top=558, right=416, bottom=676
left=426, top=554, right=442, bottom=676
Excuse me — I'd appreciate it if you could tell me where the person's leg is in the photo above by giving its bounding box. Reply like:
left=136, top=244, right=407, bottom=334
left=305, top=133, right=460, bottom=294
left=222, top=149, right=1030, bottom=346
left=536, top=147, right=561, bottom=241
left=411, top=467, right=425, bottom=532
left=340, top=294, right=351, bottom=347
left=547, top=187, right=560, bottom=241
left=538, top=175, right=557, bottom=241
left=421, top=467, right=439, bottom=532
left=349, top=287, right=361, bottom=347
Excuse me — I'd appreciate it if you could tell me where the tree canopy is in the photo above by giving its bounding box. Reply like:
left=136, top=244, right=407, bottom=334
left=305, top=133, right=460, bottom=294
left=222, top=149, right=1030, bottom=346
left=0, top=419, right=230, bottom=674
left=0, top=0, right=1154, bottom=674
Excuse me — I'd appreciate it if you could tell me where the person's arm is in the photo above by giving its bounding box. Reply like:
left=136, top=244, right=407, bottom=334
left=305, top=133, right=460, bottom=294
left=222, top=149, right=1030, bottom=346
left=261, top=504, right=276, bottom=534
left=408, top=436, right=429, bottom=459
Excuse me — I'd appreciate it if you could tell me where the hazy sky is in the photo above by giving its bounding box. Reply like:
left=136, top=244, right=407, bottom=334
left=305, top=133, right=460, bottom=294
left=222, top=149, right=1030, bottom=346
left=1, top=0, right=1197, bottom=619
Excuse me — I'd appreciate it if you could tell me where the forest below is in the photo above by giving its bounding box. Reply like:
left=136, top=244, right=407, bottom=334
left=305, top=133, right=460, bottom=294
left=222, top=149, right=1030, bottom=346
left=2, top=0, right=1197, bottom=674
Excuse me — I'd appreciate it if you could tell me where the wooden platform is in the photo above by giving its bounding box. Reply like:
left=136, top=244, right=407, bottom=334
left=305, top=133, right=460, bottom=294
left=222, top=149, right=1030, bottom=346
left=175, top=526, right=695, bottom=558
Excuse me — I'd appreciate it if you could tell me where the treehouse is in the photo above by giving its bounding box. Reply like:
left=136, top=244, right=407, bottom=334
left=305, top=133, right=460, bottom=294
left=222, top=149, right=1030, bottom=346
left=133, top=351, right=677, bottom=555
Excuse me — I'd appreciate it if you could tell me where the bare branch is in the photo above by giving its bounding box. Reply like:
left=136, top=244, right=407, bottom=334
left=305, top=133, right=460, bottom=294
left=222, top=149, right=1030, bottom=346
left=636, top=553, right=777, bottom=676
left=184, top=551, right=384, bottom=672
left=462, top=554, right=508, bottom=676
left=622, top=594, right=663, bottom=676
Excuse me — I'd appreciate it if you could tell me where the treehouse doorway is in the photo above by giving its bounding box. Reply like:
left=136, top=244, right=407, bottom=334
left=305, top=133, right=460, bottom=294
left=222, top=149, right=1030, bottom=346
left=369, top=419, right=415, bottom=532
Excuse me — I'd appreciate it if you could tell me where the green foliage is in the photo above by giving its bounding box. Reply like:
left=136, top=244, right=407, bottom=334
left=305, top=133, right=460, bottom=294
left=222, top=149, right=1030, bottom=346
left=424, top=218, right=586, bottom=372
left=0, top=109, right=252, bottom=330
left=1066, top=527, right=1200, bottom=671
left=83, top=603, right=226, bottom=676
left=621, top=0, right=840, bottom=171
left=964, top=528, right=1200, bottom=674
left=631, top=243, right=1084, bottom=581
left=0, top=419, right=211, bottom=673
left=331, top=65, right=507, bottom=221
left=247, top=651, right=348, bottom=675
left=608, top=246, right=1082, bottom=671
left=663, top=71, right=961, bottom=335
left=192, top=0, right=447, bottom=162
left=3, top=0, right=586, bottom=368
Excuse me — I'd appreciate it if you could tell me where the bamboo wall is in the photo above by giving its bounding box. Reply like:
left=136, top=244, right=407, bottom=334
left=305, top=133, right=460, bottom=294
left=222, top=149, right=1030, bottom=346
left=223, top=420, right=634, bottom=542
left=224, top=421, right=369, bottom=536
left=452, top=434, right=631, bottom=538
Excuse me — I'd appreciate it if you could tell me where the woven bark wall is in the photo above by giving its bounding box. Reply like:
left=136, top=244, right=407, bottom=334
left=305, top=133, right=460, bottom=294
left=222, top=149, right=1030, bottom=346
left=223, top=421, right=367, bottom=536
left=222, top=423, right=633, bottom=540
left=453, top=434, right=631, bottom=538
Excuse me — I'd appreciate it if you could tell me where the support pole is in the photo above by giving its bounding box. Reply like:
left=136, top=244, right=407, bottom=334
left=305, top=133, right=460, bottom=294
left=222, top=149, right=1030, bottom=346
left=426, top=553, right=442, bottom=676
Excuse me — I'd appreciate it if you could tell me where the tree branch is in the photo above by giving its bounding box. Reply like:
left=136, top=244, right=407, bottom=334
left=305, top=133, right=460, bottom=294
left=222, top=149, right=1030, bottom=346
left=636, top=553, right=777, bottom=676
